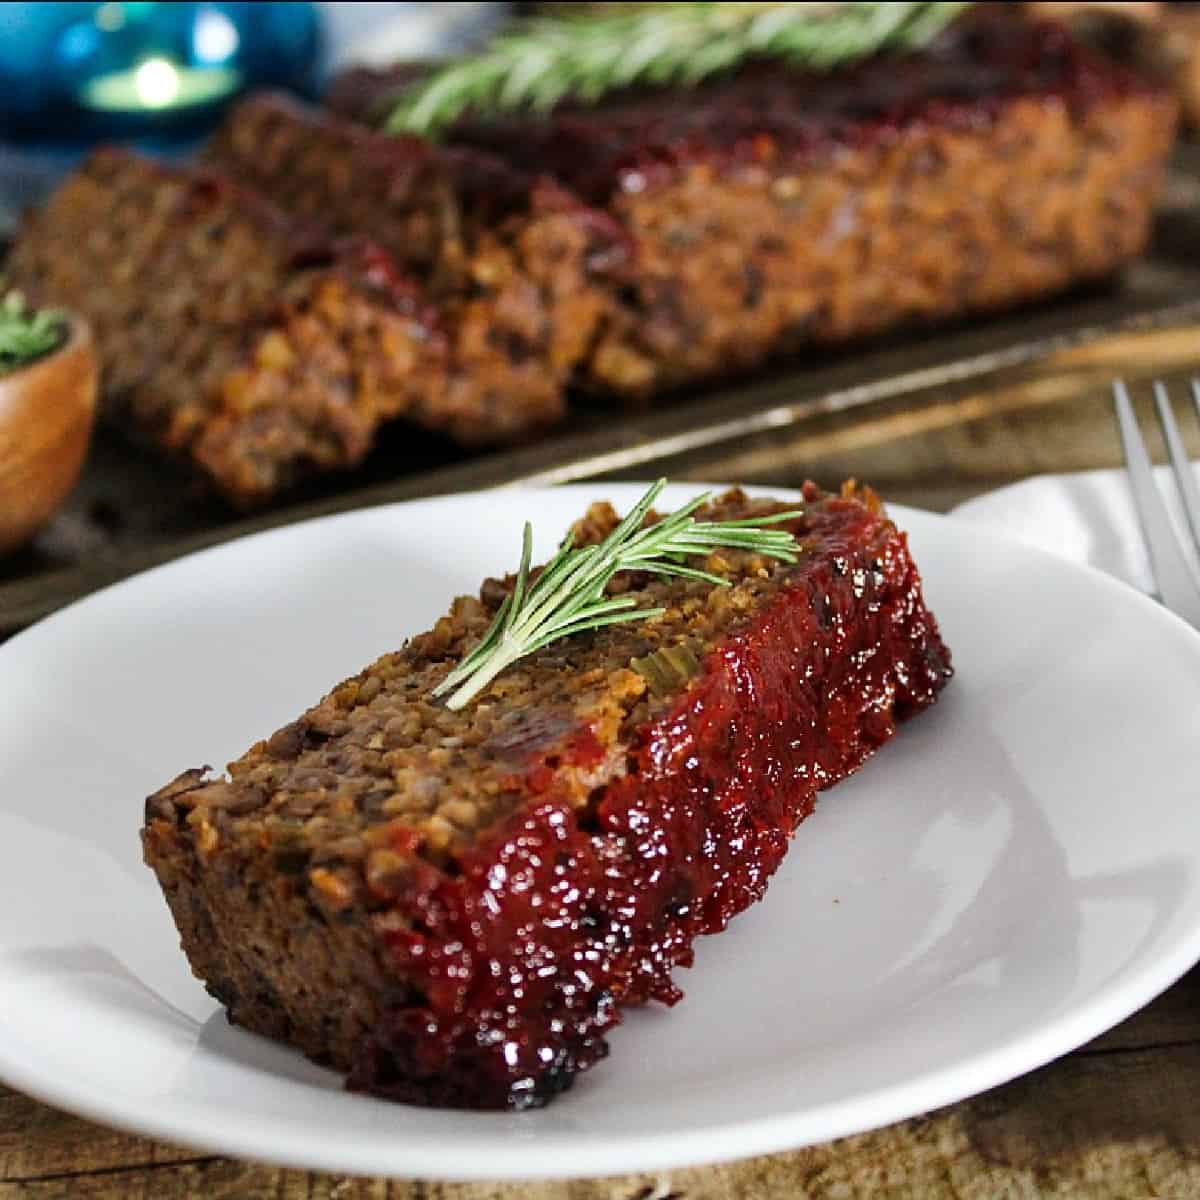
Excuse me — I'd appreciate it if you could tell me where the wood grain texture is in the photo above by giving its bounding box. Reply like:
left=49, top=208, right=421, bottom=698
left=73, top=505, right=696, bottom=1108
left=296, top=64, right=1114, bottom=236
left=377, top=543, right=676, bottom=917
left=608, top=325, right=1200, bottom=512
left=6, top=327, right=1200, bottom=1198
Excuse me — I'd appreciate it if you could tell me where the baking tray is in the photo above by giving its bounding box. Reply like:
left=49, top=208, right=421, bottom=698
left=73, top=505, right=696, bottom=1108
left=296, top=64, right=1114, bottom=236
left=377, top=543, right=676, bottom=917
left=5, top=148, right=1200, bottom=635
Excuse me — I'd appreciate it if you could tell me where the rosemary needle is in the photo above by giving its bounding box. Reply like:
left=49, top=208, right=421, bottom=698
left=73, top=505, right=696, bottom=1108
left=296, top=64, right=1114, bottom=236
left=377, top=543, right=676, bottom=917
left=433, top=479, right=803, bottom=710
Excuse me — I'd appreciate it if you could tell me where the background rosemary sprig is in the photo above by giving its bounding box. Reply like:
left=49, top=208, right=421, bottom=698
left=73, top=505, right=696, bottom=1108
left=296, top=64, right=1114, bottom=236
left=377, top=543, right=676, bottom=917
left=387, top=2, right=973, bottom=138
left=433, top=479, right=803, bottom=710
left=0, top=289, right=67, bottom=375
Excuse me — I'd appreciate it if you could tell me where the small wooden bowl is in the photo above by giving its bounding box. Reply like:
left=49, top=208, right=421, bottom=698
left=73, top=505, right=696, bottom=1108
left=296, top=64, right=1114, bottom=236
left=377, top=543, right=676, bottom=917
left=0, top=316, right=98, bottom=555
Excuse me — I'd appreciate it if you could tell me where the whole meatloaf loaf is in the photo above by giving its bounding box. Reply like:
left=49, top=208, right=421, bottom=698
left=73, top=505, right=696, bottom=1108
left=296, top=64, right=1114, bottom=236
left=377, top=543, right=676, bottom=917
left=141, top=483, right=952, bottom=1109
left=336, top=15, right=1178, bottom=399
left=4, top=148, right=576, bottom=506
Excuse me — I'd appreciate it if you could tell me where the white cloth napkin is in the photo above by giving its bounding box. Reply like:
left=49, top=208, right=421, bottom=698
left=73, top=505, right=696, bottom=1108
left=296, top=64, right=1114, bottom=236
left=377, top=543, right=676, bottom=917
left=951, top=467, right=1200, bottom=595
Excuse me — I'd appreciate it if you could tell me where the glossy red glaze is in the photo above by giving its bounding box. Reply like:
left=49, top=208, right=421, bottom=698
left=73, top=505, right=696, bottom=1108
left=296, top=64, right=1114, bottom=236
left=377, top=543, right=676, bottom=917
left=354, top=488, right=951, bottom=1108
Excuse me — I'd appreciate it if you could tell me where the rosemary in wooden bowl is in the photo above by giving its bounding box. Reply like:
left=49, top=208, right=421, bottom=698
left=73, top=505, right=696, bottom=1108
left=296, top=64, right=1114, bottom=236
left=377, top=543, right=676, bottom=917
left=0, top=290, right=68, bottom=376
left=0, top=289, right=97, bottom=554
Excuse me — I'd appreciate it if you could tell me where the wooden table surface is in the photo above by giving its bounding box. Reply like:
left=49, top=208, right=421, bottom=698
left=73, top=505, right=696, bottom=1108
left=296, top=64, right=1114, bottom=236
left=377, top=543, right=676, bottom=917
left=6, top=327, right=1200, bottom=1199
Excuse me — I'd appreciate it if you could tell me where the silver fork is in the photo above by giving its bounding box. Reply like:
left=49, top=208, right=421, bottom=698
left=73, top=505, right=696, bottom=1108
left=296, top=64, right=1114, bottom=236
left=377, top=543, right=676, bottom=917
left=1113, top=379, right=1200, bottom=629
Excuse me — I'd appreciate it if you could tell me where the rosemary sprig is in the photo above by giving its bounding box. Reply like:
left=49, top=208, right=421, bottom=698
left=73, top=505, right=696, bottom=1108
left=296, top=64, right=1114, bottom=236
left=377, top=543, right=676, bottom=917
left=433, top=479, right=803, bottom=710
left=0, top=289, right=67, bottom=375
left=386, top=2, right=972, bottom=138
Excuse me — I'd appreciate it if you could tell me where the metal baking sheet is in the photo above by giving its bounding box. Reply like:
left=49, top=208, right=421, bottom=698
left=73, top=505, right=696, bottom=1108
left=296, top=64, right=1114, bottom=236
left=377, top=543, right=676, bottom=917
left=5, top=149, right=1200, bottom=635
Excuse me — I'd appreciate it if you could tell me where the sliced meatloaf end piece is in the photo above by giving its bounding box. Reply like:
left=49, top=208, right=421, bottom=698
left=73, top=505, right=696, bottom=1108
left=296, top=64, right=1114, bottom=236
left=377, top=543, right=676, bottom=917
left=5, top=148, right=569, bottom=504
left=4, top=148, right=447, bottom=505
left=205, top=94, right=627, bottom=440
left=141, top=482, right=952, bottom=1109
left=428, top=15, right=1179, bottom=399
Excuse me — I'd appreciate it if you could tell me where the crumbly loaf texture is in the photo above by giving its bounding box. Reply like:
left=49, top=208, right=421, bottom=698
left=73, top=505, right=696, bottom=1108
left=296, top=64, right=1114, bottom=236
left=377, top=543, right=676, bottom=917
left=3, top=149, right=568, bottom=506
left=206, top=94, right=626, bottom=434
left=3, top=150, right=443, bottom=504
left=335, top=15, right=1178, bottom=399
left=142, top=483, right=952, bottom=1109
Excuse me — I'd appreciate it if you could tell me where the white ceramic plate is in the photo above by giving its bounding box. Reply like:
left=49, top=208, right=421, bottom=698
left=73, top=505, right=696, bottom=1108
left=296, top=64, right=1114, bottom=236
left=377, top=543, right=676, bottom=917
left=3, top=483, right=1200, bottom=1181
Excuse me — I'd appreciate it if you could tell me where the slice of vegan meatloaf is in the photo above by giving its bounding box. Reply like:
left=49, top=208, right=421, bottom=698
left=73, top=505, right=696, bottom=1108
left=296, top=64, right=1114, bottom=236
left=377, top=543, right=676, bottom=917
left=336, top=14, right=1177, bottom=399
left=4, top=148, right=448, bottom=506
left=205, top=92, right=626, bottom=447
left=3, top=148, right=571, bottom=507
left=141, top=483, right=952, bottom=1109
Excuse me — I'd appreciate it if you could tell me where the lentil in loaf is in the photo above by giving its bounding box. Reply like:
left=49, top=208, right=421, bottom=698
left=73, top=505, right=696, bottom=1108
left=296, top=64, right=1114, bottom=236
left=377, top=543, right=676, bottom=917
left=142, top=483, right=952, bottom=1109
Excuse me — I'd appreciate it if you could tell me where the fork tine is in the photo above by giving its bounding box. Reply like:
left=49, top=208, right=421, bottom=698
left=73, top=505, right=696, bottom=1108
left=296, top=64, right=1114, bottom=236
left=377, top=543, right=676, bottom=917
left=1113, top=381, right=1200, bottom=627
left=1153, top=380, right=1200, bottom=555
